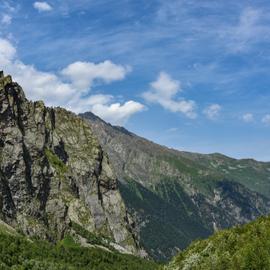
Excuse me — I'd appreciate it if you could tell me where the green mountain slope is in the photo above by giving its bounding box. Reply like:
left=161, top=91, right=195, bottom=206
left=0, top=220, right=158, bottom=270
left=180, top=152, right=270, bottom=198
left=165, top=215, right=270, bottom=270
left=81, top=112, right=270, bottom=261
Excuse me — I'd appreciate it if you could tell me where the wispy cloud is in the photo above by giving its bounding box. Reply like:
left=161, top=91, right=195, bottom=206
left=0, top=1, right=19, bottom=30
left=203, top=104, right=221, bottom=120
left=16, top=2, right=270, bottom=92
left=223, top=7, right=270, bottom=53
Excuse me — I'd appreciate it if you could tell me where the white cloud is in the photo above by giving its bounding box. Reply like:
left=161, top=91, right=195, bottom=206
left=0, top=38, right=144, bottom=126
left=8, top=62, right=75, bottom=104
left=1, top=14, right=12, bottom=25
left=90, top=100, right=145, bottom=125
left=150, top=71, right=180, bottom=97
left=61, top=61, right=131, bottom=91
left=0, top=38, right=16, bottom=65
left=142, top=72, right=196, bottom=118
left=203, top=104, right=221, bottom=120
left=242, top=113, right=254, bottom=123
left=262, top=114, right=270, bottom=126
left=33, top=2, right=53, bottom=12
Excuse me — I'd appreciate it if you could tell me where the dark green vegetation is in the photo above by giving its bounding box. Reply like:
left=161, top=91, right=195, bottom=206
left=71, top=221, right=111, bottom=248
left=0, top=228, right=158, bottom=270
left=166, top=215, right=270, bottom=270
left=44, top=148, right=68, bottom=175
left=82, top=111, right=270, bottom=261
left=119, top=180, right=210, bottom=260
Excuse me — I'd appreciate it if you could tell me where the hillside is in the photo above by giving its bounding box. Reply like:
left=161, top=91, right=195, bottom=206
left=0, top=220, right=158, bottom=270
left=81, top=111, right=270, bottom=261
left=165, top=215, right=270, bottom=270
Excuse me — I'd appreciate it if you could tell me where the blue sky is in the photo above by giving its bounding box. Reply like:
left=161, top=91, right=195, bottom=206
left=1, top=0, right=270, bottom=160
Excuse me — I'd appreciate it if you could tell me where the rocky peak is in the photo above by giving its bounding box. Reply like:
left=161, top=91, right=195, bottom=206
left=0, top=71, right=12, bottom=90
left=0, top=73, right=143, bottom=256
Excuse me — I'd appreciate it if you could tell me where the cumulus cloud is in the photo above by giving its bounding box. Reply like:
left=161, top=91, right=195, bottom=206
left=90, top=100, right=145, bottom=125
left=0, top=38, right=144, bottom=125
left=0, top=38, right=16, bottom=65
left=142, top=72, right=196, bottom=118
left=61, top=61, right=131, bottom=91
left=203, top=104, right=221, bottom=120
left=1, top=14, right=12, bottom=25
left=33, top=2, right=53, bottom=12
left=262, top=114, right=270, bottom=126
left=242, top=113, right=254, bottom=123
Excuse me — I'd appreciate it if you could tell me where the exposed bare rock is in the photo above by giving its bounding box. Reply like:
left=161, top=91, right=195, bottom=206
left=0, top=73, right=142, bottom=255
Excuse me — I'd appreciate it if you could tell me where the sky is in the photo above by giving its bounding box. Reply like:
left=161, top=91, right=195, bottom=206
left=0, top=0, right=270, bottom=161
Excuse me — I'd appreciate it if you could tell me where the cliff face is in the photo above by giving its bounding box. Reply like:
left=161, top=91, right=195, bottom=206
left=0, top=74, right=140, bottom=255
left=81, top=111, right=270, bottom=261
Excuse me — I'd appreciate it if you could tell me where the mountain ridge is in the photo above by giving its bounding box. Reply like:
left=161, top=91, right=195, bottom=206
left=81, top=111, right=270, bottom=165
left=81, top=110, right=270, bottom=261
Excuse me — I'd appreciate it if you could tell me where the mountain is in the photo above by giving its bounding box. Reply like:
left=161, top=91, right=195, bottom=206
left=81, top=111, right=270, bottom=261
left=0, top=72, right=145, bottom=257
left=0, top=219, right=158, bottom=270
left=1, top=72, right=270, bottom=267
left=165, top=214, right=270, bottom=270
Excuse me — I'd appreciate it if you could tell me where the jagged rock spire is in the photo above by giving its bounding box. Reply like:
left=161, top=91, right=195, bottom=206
left=0, top=71, right=12, bottom=90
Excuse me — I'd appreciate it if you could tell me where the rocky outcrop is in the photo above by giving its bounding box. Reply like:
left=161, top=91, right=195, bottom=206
left=0, top=73, right=141, bottom=255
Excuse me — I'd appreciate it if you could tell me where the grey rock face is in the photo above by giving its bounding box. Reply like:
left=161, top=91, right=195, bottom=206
left=81, top=111, right=270, bottom=261
left=0, top=74, right=140, bottom=255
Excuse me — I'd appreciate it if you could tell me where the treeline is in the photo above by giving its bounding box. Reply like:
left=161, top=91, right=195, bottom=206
left=0, top=231, right=158, bottom=270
